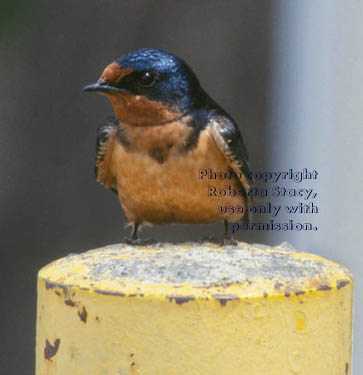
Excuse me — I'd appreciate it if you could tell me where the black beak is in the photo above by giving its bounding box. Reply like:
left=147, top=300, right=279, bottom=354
left=82, top=80, right=124, bottom=93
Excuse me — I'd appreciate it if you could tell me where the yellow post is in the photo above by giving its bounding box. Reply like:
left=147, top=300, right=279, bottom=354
left=36, top=242, right=353, bottom=375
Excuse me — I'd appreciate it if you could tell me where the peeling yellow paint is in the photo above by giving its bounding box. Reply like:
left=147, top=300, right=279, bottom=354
left=36, top=242, right=353, bottom=375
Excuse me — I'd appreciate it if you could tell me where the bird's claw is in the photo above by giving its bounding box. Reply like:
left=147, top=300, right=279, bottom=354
left=200, top=235, right=238, bottom=246
left=200, top=234, right=221, bottom=244
left=124, top=237, right=157, bottom=246
left=222, top=238, right=238, bottom=246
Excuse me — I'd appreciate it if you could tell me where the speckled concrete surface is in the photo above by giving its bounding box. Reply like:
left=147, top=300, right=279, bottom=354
left=42, top=241, right=352, bottom=298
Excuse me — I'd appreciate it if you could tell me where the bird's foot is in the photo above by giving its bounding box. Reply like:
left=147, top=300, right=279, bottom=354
left=124, top=237, right=157, bottom=246
left=222, top=237, right=238, bottom=246
left=200, top=234, right=222, bottom=245
left=201, top=235, right=238, bottom=246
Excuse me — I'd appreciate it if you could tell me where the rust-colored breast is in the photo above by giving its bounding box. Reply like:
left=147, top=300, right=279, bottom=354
left=109, top=120, right=246, bottom=225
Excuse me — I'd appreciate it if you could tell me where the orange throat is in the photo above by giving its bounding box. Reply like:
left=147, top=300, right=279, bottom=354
left=104, top=92, right=182, bottom=127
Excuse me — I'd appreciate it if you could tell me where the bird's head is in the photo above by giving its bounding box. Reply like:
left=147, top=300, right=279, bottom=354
left=83, top=48, right=202, bottom=126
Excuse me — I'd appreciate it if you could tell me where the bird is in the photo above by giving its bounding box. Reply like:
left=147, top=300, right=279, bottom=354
left=83, top=48, right=253, bottom=245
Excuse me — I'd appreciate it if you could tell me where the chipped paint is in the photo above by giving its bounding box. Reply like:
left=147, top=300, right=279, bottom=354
left=65, top=299, right=75, bottom=307
left=94, top=289, right=126, bottom=297
left=295, top=290, right=305, bottom=296
left=44, top=339, right=60, bottom=360
left=78, top=306, right=87, bottom=323
left=212, top=294, right=239, bottom=306
left=167, top=295, right=195, bottom=305
left=316, top=284, right=332, bottom=291
left=36, top=242, right=353, bottom=374
left=337, top=279, right=350, bottom=290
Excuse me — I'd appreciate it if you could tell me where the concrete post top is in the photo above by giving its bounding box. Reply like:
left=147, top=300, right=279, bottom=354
left=36, top=242, right=353, bottom=374
left=39, top=241, right=352, bottom=302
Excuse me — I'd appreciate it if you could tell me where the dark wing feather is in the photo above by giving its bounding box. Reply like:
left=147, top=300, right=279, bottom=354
left=209, top=115, right=254, bottom=222
left=95, top=116, right=118, bottom=193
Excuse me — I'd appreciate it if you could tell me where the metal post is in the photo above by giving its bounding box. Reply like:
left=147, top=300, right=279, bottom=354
left=36, top=242, right=353, bottom=374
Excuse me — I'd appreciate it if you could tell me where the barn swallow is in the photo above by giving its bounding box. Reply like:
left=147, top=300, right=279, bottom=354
left=83, top=48, right=253, bottom=244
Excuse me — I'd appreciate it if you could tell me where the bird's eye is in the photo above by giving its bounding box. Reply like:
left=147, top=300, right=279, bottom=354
left=139, top=71, right=156, bottom=87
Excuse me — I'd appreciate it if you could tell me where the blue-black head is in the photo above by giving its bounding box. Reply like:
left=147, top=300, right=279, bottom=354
left=83, top=48, right=204, bottom=121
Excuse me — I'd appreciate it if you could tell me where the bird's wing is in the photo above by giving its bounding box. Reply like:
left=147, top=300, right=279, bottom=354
left=95, top=116, right=118, bottom=193
left=208, top=115, right=254, bottom=222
